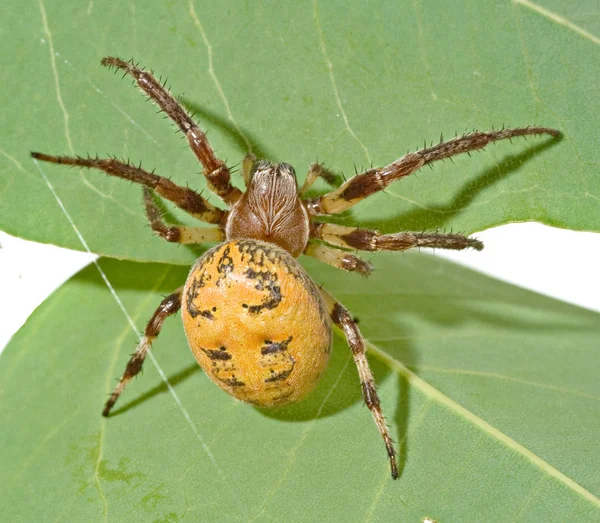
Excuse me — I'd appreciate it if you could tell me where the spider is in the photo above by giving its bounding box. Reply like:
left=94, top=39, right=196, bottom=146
left=31, top=57, right=559, bottom=479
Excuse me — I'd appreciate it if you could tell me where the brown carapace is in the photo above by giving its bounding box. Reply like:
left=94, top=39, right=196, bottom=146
left=31, top=56, right=560, bottom=480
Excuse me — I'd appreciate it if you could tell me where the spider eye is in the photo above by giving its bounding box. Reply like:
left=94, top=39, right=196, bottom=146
left=251, top=162, right=297, bottom=188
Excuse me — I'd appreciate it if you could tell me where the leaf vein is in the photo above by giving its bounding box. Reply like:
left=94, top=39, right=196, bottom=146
left=412, top=365, right=600, bottom=401
left=513, top=0, right=600, bottom=45
left=249, top=352, right=353, bottom=522
left=511, top=474, right=548, bottom=522
left=366, top=339, right=600, bottom=508
left=313, top=0, right=371, bottom=164
left=188, top=0, right=252, bottom=153
left=32, top=160, right=229, bottom=485
left=38, top=0, right=74, bottom=153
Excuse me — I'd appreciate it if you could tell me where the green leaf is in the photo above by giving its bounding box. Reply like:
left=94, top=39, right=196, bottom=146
left=1, top=253, right=599, bottom=521
left=1, top=1, right=598, bottom=264
left=2, top=1, right=599, bottom=519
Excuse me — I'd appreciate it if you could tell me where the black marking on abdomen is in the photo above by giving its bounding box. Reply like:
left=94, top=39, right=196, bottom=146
left=248, top=284, right=281, bottom=313
left=217, top=246, right=234, bottom=275
left=236, top=239, right=283, bottom=267
left=261, top=336, right=293, bottom=355
left=202, top=347, right=232, bottom=361
left=186, top=273, right=214, bottom=319
left=217, top=376, right=245, bottom=387
left=244, top=268, right=282, bottom=314
left=265, top=368, right=293, bottom=383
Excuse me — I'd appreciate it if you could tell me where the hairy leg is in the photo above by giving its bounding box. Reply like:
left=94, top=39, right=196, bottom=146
left=304, top=242, right=373, bottom=276
left=305, top=126, right=560, bottom=216
left=242, top=153, right=257, bottom=187
left=312, top=223, right=483, bottom=252
left=299, top=163, right=338, bottom=195
left=101, top=56, right=242, bottom=205
left=319, top=287, right=398, bottom=479
left=31, top=152, right=225, bottom=225
left=103, top=288, right=182, bottom=416
left=143, top=187, right=225, bottom=244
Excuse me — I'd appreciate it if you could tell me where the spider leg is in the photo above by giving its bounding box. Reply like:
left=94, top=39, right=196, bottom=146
left=101, top=56, right=242, bottom=205
left=31, top=152, right=225, bottom=225
left=143, top=187, right=225, bottom=244
left=103, top=288, right=182, bottom=416
left=319, top=287, right=398, bottom=479
left=242, top=152, right=257, bottom=187
left=313, top=223, right=483, bottom=253
left=304, top=242, right=373, bottom=276
left=299, top=163, right=338, bottom=195
left=305, top=126, right=560, bottom=216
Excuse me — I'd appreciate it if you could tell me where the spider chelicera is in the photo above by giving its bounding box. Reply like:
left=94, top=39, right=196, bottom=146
left=31, top=57, right=559, bottom=479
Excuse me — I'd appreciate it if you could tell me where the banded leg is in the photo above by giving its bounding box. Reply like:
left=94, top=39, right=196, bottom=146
left=305, top=126, right=560, bottom=216
left=313, top=223, right=483, bottom=252
left=299, top=163, right=338, bottom=195
left=31, top=152, right=224, bottom=225
left=304, top=242, right=373, bottom=276
left=143, top=187, right=225, bottom=244
left=320, top=288, right=398, bottom=479
left=103, top=288, right=182, bottom=416
left=101, top=56, right=242, bottom=205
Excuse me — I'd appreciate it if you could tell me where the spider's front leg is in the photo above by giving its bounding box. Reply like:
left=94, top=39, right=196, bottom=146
left=320, top=288, right=398, bottom=479
left=242, top=153, right=257, bottom=187
left=103, top=288, right=182, bottom=416
left=305, top=126, right=560, bottom=216
left=31, top=153, right=225, bottom=225
left=299, top=163, right=338, bottom=195
left=101, top=57, right=241, bottom=205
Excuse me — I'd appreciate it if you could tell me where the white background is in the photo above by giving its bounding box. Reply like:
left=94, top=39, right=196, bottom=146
left=1, top=223, right=599, bottom=354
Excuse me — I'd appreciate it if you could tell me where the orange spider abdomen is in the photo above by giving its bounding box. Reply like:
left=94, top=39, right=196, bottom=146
left=182, top=239, right=332, bottom=407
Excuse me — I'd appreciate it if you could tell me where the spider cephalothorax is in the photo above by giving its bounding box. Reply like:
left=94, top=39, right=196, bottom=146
left=31, top=57, right=560, bottom=479
left=226, top=161, right=310, bottom=257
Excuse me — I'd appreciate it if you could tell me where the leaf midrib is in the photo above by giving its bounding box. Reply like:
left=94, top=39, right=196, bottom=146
left=364, top=337, right=600, bottom=508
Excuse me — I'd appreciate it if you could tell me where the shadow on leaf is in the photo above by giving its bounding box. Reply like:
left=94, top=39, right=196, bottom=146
left=339, top=134, right=562, bottom=233
left=107, top=363, right=201, bottom=418
left=181, top=97, right=275, bottom=161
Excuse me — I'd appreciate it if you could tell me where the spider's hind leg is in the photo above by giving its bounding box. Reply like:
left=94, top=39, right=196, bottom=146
left=319, top=287, right=398, bottom=479
left=103, top=287, right=183, bottom=417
